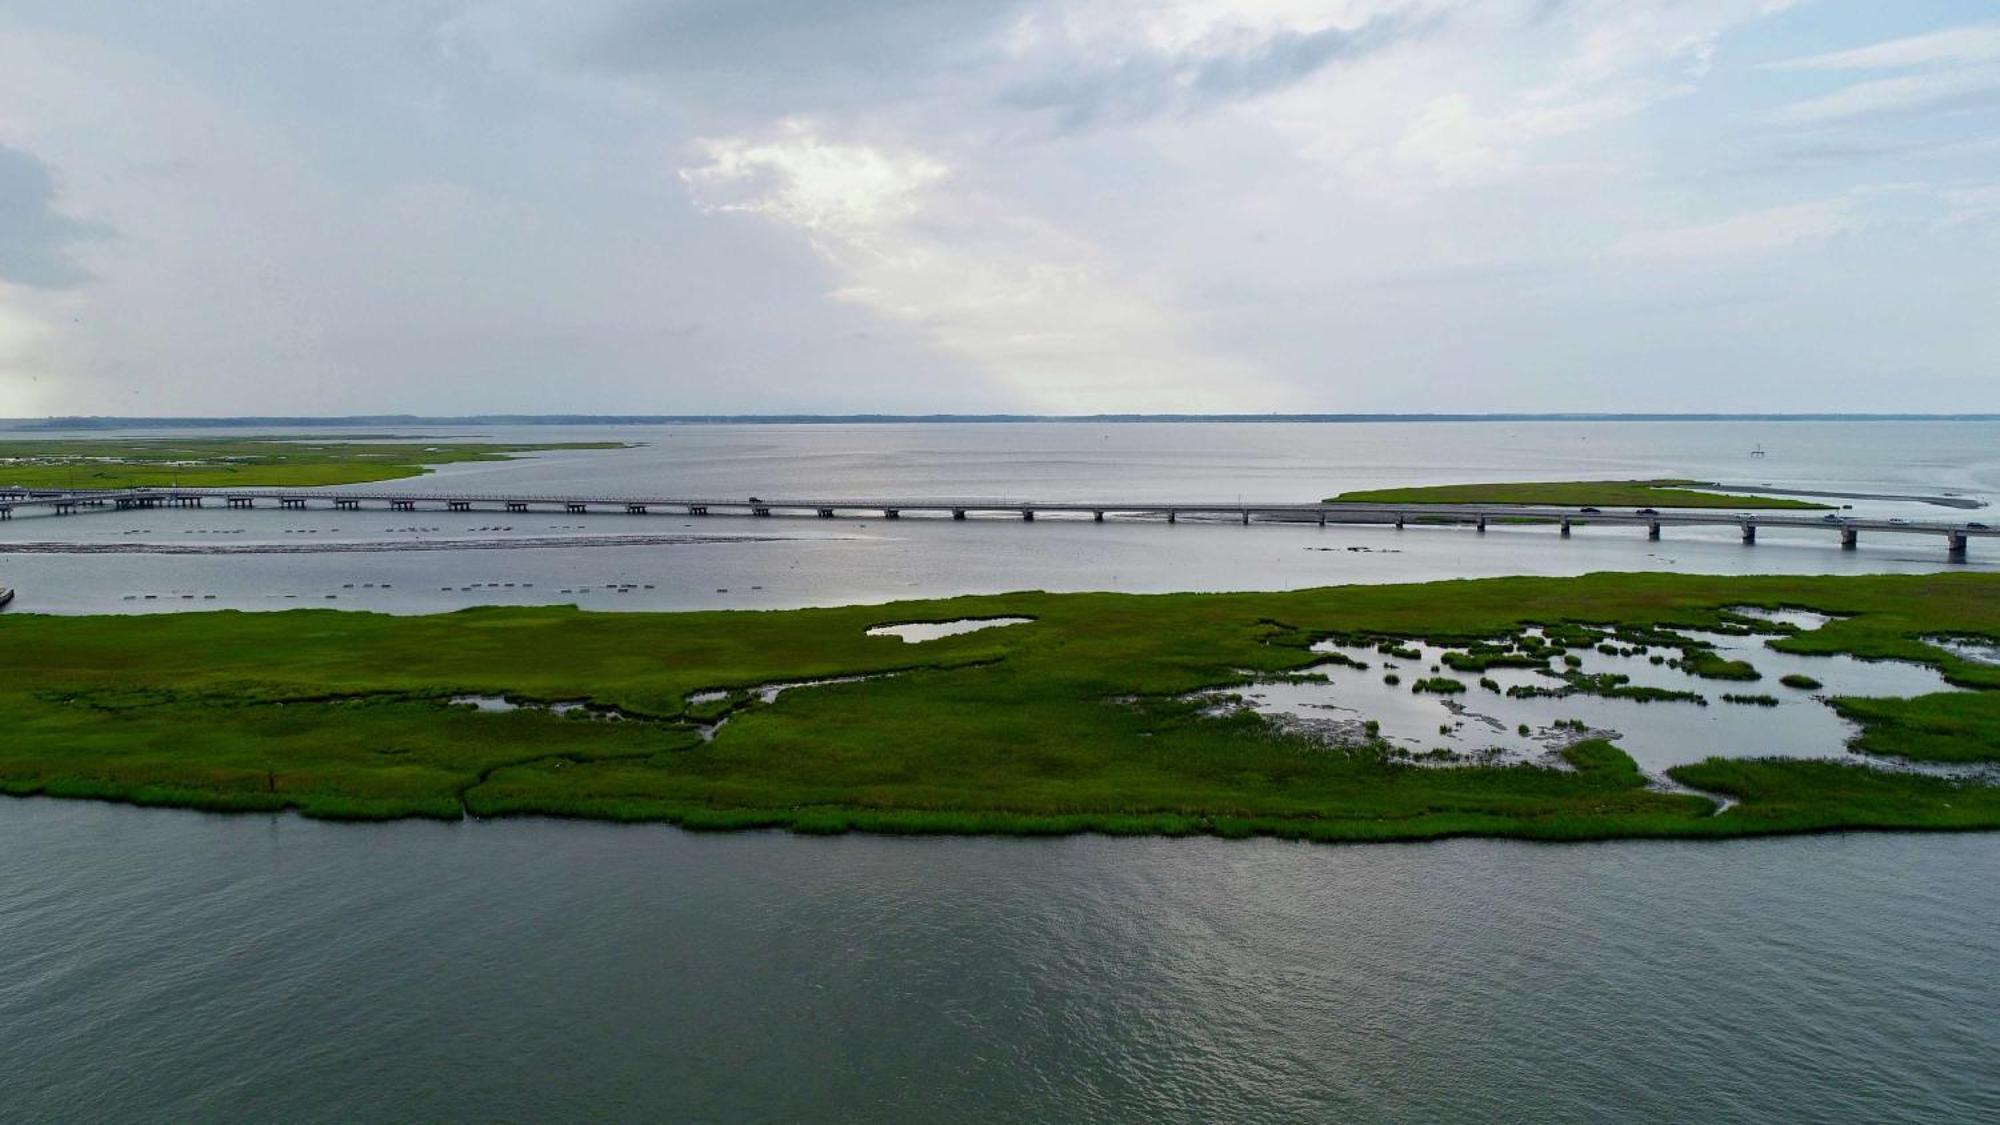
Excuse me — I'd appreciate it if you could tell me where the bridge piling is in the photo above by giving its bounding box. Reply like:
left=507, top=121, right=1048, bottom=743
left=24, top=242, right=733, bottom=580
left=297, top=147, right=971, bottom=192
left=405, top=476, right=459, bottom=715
left=1560, top=517, right=1571, bottom=538
left=1949, top=532, right=1969, bottom=561
left=1741, top=523, right=1756, bottom=543
left=1648, top=521, right=1661, bottom=540
left=1842, top=527, right=1858, bottom=549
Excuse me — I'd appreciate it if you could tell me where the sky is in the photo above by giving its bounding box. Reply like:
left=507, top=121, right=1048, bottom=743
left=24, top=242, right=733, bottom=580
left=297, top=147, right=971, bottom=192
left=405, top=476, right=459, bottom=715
left=0, top=1, right=1996, bottom=417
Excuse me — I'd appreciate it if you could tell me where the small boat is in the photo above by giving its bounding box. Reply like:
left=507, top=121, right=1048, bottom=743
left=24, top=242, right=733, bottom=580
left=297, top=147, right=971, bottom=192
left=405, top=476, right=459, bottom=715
left=1750, top=445, right=1766, bottom=458
left=0, top=587, right=13, bottom=610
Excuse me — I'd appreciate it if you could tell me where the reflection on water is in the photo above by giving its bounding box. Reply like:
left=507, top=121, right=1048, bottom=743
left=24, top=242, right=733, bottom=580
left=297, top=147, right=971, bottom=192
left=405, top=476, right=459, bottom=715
left=1, top=799, right=1995, bottom=1123
left=866, top=617, right=1032, bottom=643
left=1204, top=618, right=1973, bottom=779
left=1929, top=635, right=2000, bottom=666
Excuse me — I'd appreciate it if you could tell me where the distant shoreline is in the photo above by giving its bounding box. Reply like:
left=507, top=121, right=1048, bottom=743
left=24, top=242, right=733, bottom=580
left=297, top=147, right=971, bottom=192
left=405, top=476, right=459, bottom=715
left=6, top=413, right=2000, bottom=430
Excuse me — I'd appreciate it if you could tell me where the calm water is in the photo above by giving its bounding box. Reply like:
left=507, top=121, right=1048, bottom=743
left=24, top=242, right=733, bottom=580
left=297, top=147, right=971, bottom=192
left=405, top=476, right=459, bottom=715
left=3, top=421, right=1998, bottom=1121
left=2, top=421, right=1995, bottom=615
left=1, top=801, right=1995, bottom=1123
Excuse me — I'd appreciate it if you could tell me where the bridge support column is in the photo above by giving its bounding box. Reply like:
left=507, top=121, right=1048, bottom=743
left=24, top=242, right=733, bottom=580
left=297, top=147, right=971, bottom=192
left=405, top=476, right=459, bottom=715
left=227, top=497, right=253, bottom=509
left=282, top=498, right=308, bottom=510
left=507, top=502, right=529, bottom=513
left=0, top=507, right=10, bottom=520
left=390, top=500, right=414, bottom=511
left=753, top=506, right=771, bottom=517
left=627, top=504, right=649, bottom=514
left=1841, top=528, right=1858, bottom=549
left=1318, top=510, right=1326, bottom=527
left=448, top=501, right=471, bottom=512
left=1094, top=510, right=1104, bottom=523
left=951, top=509, right=965, bottom=520
left=1167, top=510, right=1177, bottom=524
left=1948, top=532, right=1968, bottom=561
left=566, top=503, right=587, bottom=514
left=1476, top=516, right=1487, bottom=533
left=821, top=508, right=838, bottom=519
left=1395, top=513, right=1405, bottom=530
left=1560, top=518, right=1571, bottom=538
left=1022, top=509, right=1035, bottom=521
left=1240, top=510, right=1250, bottom=525
left=884, top=509, right=899, bottom=519
left=1648, top=521, right=1661, bottom=540
left=335, top=498, right=359, bottom=511
left=1741, top=523, right=1756, bottom=543
left=689, top=505, right=707, bottom=516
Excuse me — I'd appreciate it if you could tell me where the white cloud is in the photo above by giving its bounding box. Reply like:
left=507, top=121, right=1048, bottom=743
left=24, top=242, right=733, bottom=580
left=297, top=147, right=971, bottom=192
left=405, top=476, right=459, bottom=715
left=682, top=124, right=1287, bottom=412
left=1613, top=199, right=1860, bottom=259
left=1769, top=22, right=2000, bottom=71
left=1765, top=64, right=2000, bottom=125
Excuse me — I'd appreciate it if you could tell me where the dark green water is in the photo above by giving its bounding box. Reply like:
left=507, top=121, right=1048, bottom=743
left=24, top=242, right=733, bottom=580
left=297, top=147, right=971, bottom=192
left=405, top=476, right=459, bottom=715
left=2, top=799, right=1994, bottom=1122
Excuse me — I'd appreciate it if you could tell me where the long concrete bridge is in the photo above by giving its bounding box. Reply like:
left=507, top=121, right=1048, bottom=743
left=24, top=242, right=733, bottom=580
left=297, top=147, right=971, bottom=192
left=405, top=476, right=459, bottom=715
left=1, top=486, right=1992, bottom=559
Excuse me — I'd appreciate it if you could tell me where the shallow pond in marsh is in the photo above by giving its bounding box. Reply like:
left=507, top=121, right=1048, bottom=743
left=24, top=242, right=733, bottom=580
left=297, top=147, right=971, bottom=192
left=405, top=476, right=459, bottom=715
left=866, top=616, right=1032, bottom=642
left=1204, top=618, right=1973, bottom=779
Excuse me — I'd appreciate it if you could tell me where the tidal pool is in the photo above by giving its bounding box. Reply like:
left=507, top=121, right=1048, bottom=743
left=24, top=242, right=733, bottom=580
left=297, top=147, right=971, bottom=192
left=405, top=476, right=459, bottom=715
left=1202, top=618, right=1973, bottom=780
left=1928, top=635, right=2000, bottom=666
left=866, top=617, right=1032, bottom=643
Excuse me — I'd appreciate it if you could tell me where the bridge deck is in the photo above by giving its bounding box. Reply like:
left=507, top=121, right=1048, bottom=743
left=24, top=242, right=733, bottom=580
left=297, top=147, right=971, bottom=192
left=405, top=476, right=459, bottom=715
left=0, top=486, right=1990, bottom=554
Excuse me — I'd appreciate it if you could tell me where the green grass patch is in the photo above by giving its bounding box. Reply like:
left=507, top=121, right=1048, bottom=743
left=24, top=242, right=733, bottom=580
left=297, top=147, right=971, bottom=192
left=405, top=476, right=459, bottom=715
left=1326, top=479, right=1828, bottom=509
left=1682, top=650, right=1762, bottom=681
left=1780, top=673, right=1822, bottom=690
left=1831, top=694, right=2000, bottom=764
left=0, top=571, right=1997, bottom=839
left=0, top=437, right=629, bottom=489
left=1412, top=676, right=1467, bottom=694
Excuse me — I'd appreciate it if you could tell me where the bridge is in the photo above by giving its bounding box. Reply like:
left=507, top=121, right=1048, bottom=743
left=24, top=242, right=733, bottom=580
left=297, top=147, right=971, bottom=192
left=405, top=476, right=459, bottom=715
left=1, top=486, right=1992, bottom=559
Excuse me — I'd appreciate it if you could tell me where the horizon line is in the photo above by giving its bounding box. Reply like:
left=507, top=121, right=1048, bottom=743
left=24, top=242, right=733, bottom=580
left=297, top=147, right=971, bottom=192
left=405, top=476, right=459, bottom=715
left=6, top=412, right=2000, bottom=428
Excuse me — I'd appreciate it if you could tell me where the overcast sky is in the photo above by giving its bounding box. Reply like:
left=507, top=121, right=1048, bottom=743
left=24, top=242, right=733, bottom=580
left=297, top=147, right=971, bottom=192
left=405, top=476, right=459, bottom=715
left=1, top=1, right=1996, bottom=416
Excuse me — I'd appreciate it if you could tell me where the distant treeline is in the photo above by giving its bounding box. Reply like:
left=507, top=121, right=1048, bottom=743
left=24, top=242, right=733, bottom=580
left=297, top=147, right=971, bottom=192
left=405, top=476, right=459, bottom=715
left=7, top=413, right=2000, bottom=429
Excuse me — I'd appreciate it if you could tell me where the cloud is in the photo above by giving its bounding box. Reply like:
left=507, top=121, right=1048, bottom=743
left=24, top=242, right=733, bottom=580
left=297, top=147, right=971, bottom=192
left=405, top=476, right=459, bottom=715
left=1762, top=20, right=2000, bottom=127
left=1764, top=64, right=2000, bottom=126
left=682, top=123, right=1288, bottom=411
left=998, top=10, right=1418, bottom=128
left=1613, top=199, right=1860, bottom=260
left=1769, top=21, right=2000, bottom=72
left=0, top=145, right=100, bottom=288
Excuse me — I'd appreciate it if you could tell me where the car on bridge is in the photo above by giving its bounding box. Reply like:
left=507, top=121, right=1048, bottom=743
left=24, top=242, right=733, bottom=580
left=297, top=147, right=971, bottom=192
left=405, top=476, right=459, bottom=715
left=1636, top=508, right=1659, bottom=515
left=1970, top=522, right=1991, bottom=530
left=1579, top=506, right=1601, bottom=513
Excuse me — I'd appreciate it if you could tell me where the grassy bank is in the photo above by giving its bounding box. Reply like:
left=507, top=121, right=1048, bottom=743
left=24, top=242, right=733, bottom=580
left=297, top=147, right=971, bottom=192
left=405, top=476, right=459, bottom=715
left=1, top=572, right=1996, bottom=840
left=0, top=437, right=628, bottom=489
left=1326, top=479, right=1830, bottom=509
